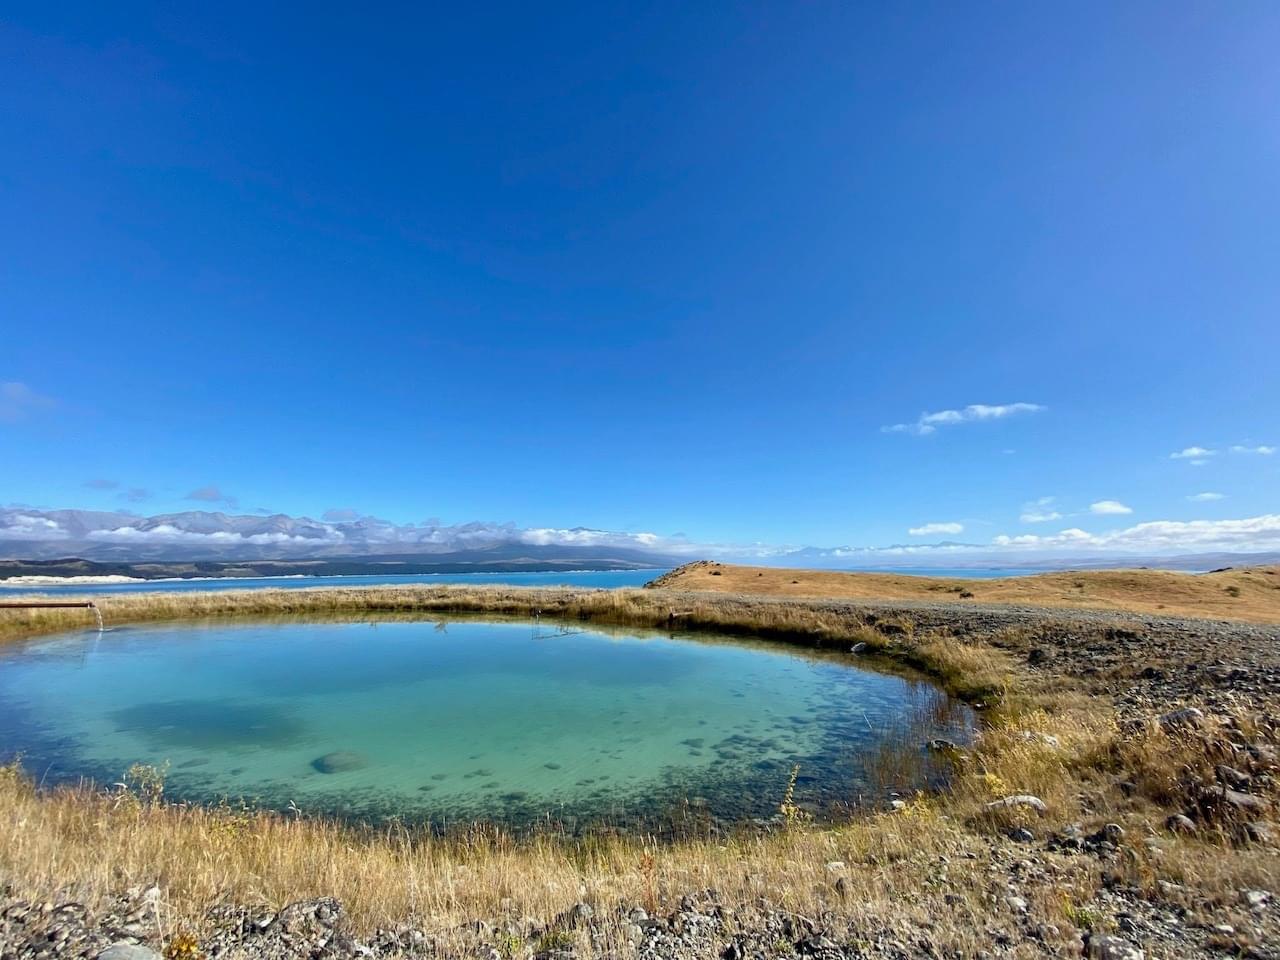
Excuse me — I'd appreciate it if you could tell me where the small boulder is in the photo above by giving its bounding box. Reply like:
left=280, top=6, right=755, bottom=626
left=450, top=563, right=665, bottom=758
left=98, top=947, right=163, bottom=960
left=1158, top=707, right=1205, bottom=732
left=312, top=751, right=367, bottom=774
left=1236, top=821, right=1275, bottom=846
left=1087, top=934, right=1144, bottom=960
left=1215, top=764, right=1251, bottom=790
left=1199, top=786, right=1271, bottom=817
left=1165, top=813, right=1197, bottom=834
left=986, top=794, right=1048, bottom=814
left=1241, top=889, right=1272, bottom=911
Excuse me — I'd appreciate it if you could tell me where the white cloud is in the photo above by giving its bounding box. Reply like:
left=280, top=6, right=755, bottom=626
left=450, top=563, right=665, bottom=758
left=518, top=527, right=666, bottom=549
left=1090, top=500, right=1133, bottom=515
left=907, top=522, right=964, bottom=536
left=1169, top=446, right=1214, bottom=466
left=1020, top=497, right=1062, bottom=523
left=0, top=514, right=65, bottom=540
left=1187, top=492, right=1225, bottom=502
left=1230, top=445, right=1275, bottom=456
left=883, top=402, right=1044, bottom=437
left=0, top=382, right=55, bottom=423
left=992, top=514, right=1280, bottom=553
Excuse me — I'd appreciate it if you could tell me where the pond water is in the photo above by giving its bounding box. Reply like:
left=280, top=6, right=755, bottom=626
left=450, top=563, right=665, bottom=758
left=0, top=619, right=973, bottom=830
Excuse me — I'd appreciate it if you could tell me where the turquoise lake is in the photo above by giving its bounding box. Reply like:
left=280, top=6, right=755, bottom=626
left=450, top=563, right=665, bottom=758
left=0, top=619, right=973, bottom=830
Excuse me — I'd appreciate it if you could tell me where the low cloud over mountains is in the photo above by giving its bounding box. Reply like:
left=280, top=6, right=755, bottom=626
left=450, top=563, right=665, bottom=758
left=1, top=507, right=1278, bottom=570
left=0, top=508, right=690, bottom=564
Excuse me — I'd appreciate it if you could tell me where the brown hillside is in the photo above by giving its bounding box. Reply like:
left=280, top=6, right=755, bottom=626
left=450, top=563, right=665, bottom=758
left=648, top=560, right=1280, bottom=624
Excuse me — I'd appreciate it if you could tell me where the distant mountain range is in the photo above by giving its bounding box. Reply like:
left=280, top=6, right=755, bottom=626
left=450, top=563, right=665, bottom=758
left=0, top=508, right=681, bottom=568
left=1, top=507, right=1276, bottom=578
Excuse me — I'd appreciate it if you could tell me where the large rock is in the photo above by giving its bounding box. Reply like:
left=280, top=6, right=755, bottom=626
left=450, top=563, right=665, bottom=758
left=312, top=751, right=367, bottom=774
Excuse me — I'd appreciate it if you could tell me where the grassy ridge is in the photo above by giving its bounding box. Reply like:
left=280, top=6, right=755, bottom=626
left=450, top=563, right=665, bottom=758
left=651, top=560, right=1280, bottom=624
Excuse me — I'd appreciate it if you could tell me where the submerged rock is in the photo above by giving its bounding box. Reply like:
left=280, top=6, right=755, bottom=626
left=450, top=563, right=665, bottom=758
left=312, top=751, right=367, bottom=774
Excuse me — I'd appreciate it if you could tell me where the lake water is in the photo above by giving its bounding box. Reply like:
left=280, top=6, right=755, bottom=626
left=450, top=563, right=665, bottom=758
left=0, top=618, right=972, bottom=830
left=0, top=565, right=1062, bottom=597
left=0, top=569, right=667, bottom=596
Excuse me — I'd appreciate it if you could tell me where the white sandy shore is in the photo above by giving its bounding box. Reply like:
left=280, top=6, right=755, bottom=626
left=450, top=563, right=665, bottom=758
left=0, top=574, right=312, bottom=587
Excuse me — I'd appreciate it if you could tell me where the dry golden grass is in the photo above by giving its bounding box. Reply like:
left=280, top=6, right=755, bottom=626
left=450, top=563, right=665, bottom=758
left=0, top=582, right=1276, bottom=950
left=651, top=561, right=1280, bottom=624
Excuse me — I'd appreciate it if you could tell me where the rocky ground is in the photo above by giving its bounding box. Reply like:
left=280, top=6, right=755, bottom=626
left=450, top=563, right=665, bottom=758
left=2, top=596, right=1277, bottom=960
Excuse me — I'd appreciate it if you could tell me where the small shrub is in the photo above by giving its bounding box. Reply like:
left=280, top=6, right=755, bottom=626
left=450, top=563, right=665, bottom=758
left=163, top=933, right=204, bottom=960
left=779, top=764, right=810, bottom=825
left=496, top=932, right=524, bottom=958
left=535, top=930, right=575, bottom=953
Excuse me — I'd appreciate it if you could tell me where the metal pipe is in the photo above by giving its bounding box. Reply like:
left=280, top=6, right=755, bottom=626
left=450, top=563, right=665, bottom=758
left=0, top=601, right=99, bottom=609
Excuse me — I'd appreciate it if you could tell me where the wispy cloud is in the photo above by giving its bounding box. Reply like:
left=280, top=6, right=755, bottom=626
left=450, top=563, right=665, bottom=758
left=1230, top=444, right=1275, bottom=456
left=322, top=508, right=361, bottom=522
left=1187, top=492, right=1225, bottom=502
left=0, top=382, right=55, bottom=423
left=1089, top=500, right=1133, bottom=515
left=84, top=478, right=119, bottom=490
left=185, top=485, right=239, bottom=508
left=907, top=521, right=964, bottom=536
left=1169, top=446, right=1214, bottom=466
left=882, top=402, right=1044, bottom=437
left=122, top=487, right=151, bottom=503
left=1020, top=497, right=1061, bottom=523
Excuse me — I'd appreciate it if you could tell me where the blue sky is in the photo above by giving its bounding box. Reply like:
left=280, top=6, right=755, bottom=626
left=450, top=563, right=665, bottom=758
left=2, top=2, right=1278, bottom=558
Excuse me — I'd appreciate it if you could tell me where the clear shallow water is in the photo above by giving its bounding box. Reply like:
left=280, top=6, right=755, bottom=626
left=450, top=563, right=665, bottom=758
left=0, top=619, right=972, bottom=830
left=0, top=569, right=667, bottom=596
